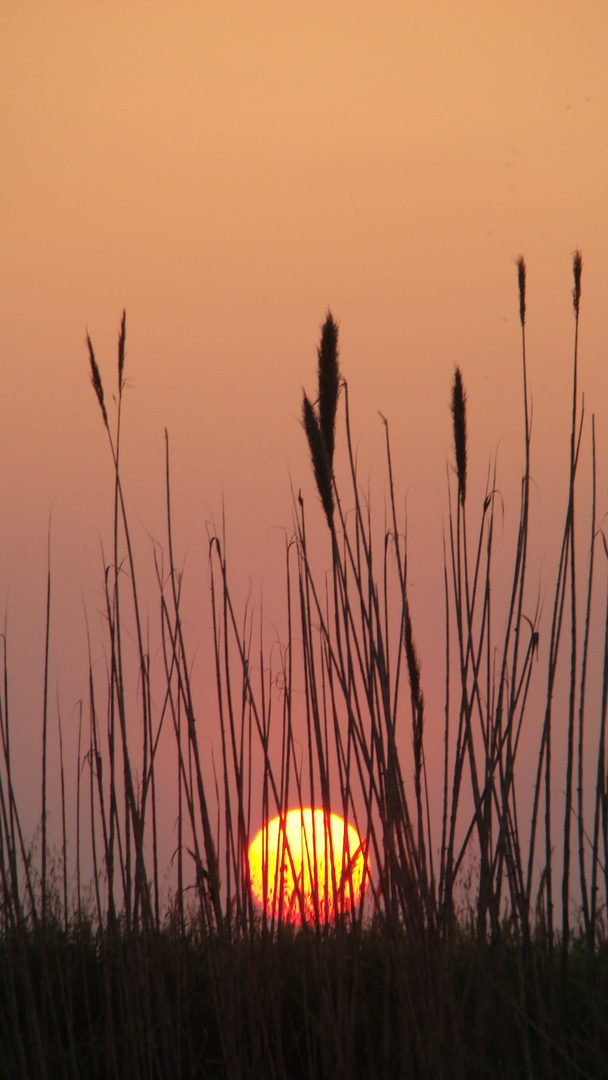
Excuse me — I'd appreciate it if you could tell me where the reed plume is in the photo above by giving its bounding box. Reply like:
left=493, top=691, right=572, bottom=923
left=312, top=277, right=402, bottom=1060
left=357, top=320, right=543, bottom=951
left=87, top=332, right=108, bottom=427
left=517, top=254, right=526, bottom=328
left=302, top=311, right=341, bottom=527
left=303, top=392, right=334, bottom=526
left=451, top=366, right=467, bottom=504
left=572, top=249, right=582, bottom=318
left=404, top=598, right=425, bottom=797
left=317, top=311, right=340, bottom=469
left=118, top=309, right=126, bottom=393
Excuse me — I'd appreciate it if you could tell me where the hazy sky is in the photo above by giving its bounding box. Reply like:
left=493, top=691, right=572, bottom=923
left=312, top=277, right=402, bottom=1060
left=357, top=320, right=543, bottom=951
left=1, top=2, right=607, bottom=885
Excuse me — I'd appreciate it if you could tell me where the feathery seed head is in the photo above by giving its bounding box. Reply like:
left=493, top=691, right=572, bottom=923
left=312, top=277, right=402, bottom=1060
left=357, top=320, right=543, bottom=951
left=303, top=392, right=334, bottom=528
left=404, top=603, right=422, bottom=707
left=572, top=250, right=582, bottom=319
left=118, top=310, right=126, bottom=393
left=404, top=603, right=424, bottom=774
left=516, top=256, right=526, bottom=327
left=451, top=367, right=467, bottom=505
left=87, top=332, right=108, bottom=427
left=317, top=311, right=340, bottom=469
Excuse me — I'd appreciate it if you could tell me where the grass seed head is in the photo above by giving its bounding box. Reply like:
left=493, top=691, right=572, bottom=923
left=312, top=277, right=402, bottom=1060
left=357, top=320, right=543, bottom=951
left=404, top=602, right=422, bottom=708
left=317, top=311, right=340, bottom=469
left=451, top=366, right=467, bottom=505
left=303, top=392, right=334, bottom=527
left=404, top=601, right=424, bottom=764
left=572, top=249, right=582, bottom=319
left=517, top=256, right=526, bottom=328
left=118, top=310, right=126, bottom=393
left=87, top=332, right=108, bottom=427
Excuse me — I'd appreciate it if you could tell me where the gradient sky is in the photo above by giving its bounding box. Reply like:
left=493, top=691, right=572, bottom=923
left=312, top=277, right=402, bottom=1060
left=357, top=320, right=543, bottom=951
left=1, top=2, right=607, bottom=889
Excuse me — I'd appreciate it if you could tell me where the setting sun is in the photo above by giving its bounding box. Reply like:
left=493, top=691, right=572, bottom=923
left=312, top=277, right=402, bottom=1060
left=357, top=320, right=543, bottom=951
left=248, top=809, right=369, bottom=924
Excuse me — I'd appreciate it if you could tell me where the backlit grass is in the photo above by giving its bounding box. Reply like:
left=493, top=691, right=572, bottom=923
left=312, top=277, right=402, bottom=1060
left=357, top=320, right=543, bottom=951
left=0, top=255, right=607, bottom=1078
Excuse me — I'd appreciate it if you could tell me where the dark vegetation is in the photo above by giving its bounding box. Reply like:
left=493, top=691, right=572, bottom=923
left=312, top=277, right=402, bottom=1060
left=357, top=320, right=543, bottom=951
left=0, top=255, right=607, bottom=1077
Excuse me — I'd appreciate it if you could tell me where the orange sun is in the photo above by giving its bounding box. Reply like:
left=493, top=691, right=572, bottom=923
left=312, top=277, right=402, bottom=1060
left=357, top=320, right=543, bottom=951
left=248, top=808, right=369, bottom=924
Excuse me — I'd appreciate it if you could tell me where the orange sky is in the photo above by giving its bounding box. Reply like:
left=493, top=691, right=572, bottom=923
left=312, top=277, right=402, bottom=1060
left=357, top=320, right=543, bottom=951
left=1, top=2, right=607, bottom=886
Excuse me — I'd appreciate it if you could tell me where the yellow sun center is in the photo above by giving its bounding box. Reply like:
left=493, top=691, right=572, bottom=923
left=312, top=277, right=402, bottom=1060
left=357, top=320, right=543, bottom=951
left=248, top=809, right=368, bottom=924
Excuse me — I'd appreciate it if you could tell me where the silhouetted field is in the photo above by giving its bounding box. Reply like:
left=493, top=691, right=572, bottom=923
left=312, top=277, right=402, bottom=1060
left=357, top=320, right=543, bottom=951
left=1, top=258, right=607, bottom=1078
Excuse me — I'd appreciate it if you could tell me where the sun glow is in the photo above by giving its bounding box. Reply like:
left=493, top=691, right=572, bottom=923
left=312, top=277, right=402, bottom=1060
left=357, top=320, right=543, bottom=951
left=248, top=809, right=369, bottom=925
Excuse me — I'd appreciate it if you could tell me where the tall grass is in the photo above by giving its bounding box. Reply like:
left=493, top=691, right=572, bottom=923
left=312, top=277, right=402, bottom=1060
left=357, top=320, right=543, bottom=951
left=0, top=256, right=607, bottom=1078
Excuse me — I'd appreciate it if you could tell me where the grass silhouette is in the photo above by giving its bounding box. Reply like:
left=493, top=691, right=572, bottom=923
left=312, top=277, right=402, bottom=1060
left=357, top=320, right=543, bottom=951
left=0, top=255, right=607, bottom=1077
